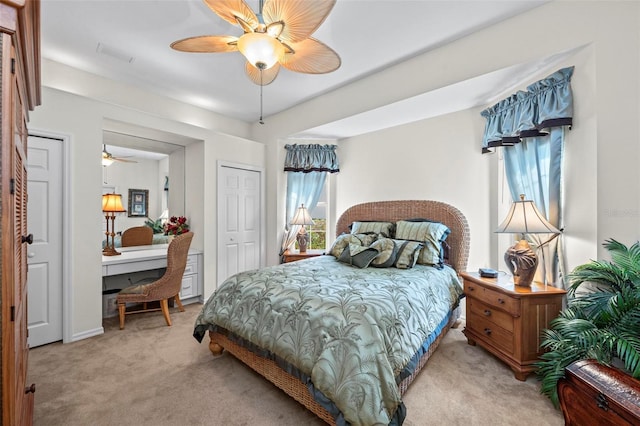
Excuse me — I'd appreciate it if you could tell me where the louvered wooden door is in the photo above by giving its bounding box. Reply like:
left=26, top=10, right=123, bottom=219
left=0, top=0, right=40, bottom=423
left=1, top=34, right=34, bottom=426
left=12, top=40, right=34, bottom=424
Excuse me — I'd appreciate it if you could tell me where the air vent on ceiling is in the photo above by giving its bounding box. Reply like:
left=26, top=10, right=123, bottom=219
left=96, top=43, right=135, bottom=64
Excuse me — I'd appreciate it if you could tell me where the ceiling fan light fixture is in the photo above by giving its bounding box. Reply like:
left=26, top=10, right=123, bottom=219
left=102, top=155, right=114, bottom=167
left=237, top=32, right=284, bottom=70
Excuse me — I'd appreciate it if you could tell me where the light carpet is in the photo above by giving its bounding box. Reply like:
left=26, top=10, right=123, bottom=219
left=28, top=303, right=564, bottom=425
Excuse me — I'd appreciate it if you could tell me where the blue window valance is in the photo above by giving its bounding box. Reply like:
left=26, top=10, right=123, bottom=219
left=284, top=144, right=340, bottom=173
left=480, top=66, right=574, bottom=153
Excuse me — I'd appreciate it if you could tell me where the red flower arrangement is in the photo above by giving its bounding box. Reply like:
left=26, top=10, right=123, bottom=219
left=164, top=216, right=189, bottom=236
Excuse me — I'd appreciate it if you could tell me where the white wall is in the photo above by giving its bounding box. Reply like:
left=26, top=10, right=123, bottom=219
left=336, top=109, right=488, bottom=271
left=254, top=1, right=640, bottom=273
left=30, top=64, right=264, bottom=341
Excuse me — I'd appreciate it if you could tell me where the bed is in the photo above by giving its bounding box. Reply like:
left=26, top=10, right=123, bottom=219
left=194, top=200, right=470, bottom=425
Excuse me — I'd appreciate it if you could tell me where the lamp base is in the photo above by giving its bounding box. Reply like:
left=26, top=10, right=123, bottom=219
left=102, top=246, right=121, bottom=256
left=296, top=230, right=309, bottom=253
left=504, top=239, right=538, bottom=287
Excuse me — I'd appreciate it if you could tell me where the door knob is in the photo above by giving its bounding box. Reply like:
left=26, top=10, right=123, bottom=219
left=22, top=234, right=34, bottom=244
left=28, top=252, right=35, bottom=258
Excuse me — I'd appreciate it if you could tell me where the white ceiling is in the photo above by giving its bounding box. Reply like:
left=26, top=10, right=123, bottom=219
left=41, top=0, right=549, bottom=127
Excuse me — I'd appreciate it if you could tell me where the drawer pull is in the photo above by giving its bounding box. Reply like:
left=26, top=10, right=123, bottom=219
left=483, top=328, right=492, bottom=336
left=25, top=383, right=36, bottom=394
left=467, top=285, right=475, bottom=292
left=497, top=298, right=505, bottom=304
left=596, top=393, right=609, bottom=411
left=483, top=309, right=492, bottom=316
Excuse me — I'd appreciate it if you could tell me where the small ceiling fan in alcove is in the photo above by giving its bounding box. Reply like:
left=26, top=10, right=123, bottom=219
left=102, top=144, right=137, bottom=167
left=170, top=0, right=341, bottom=123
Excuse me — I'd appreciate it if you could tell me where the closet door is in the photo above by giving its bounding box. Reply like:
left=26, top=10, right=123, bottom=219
left=1, top=35, right=34, bottom=426
left=1, top=0, right=40, bottom=423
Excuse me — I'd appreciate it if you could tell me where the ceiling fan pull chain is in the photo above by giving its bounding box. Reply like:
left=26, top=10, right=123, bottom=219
left=259, top=69, right=265, bottom=124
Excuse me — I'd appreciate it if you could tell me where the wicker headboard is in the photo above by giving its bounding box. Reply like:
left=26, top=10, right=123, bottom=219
left=336, top=200, right=470, bottom=274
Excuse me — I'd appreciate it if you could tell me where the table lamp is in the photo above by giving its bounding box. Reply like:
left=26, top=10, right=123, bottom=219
left=496, top=194, right=560, bottom=287
left=102, top=193, right=126, bottom=256
left=290, top=204, right=314, bottom=253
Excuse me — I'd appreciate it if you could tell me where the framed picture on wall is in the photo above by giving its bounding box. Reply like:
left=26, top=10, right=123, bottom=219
left=128, top=188, right=149, bottom=217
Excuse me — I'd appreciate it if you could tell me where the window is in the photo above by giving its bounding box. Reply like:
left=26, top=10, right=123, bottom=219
left=307, top=178, right=328, bottom=250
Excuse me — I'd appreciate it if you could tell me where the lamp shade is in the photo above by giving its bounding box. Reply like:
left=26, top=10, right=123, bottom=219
left=290, top=204, right=314, bottom=226
left=496, top=195, right=560, bottom=234
left=102, top=193, right=126, bottom=213
left=102, top=156, right=114, bottom=167
left=237, top=32, right=284, bottom=70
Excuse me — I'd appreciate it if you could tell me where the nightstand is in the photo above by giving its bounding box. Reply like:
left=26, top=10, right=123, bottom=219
left=461, top=271, right=566, bottom=381
left=282, top=249, right=324, bottom=263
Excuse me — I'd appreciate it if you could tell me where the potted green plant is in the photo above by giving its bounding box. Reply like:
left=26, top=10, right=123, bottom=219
left=144, top=217, right=164, bottom=234
left=536, top=239, right=640, bottom=407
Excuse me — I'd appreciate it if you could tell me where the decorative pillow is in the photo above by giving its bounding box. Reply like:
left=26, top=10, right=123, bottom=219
left=329, top=233, right=378, bottom=258
left=356, top=233, right=379, bottom=246
left=369, top=237, right=397, bottom=268
left=395, top=220, right=450, bottom=267
left=350, top=221, right=395, bottom=238
left=329, top=234, right=362, bottom=258
left=338, top=244, right=379, bottom=268
left=392, top=239, right=423, bottom=269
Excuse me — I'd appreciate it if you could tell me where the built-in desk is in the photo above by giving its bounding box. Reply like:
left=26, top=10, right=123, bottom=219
left=101, top=245, right=203, bottom=317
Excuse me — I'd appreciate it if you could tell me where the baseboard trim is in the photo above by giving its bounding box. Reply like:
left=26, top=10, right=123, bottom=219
left=71, top=327, right=104, bottom=342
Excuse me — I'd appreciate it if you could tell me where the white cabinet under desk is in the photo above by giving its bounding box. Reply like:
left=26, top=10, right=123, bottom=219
left=102, top=244, right=203, bottom=306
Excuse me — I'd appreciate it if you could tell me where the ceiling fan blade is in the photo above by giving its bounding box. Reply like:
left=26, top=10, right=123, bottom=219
left=280, top=38, right=340, bottom=74
left=262, top=0, right=336, bottom=44
left=203, top=0, right=259, bottom=30
left=245, top=62, right=280, bottom=86
left=170, top=35, right=238, bottom=53
left=113, top=157, right=138, bottom=163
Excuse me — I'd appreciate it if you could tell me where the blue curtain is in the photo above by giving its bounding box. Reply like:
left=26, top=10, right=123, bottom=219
left=481, top=67, right=573, bottom=153
left=280, top=144, right=339, bottom=256
left=284, top=144, right=340, bottom=173
left=481, top=67, right=573, bottom=288
left=504, top=128, right=565, bottom=286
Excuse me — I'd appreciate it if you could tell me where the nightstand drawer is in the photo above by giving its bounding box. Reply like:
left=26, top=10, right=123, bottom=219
left=468, top=298, right=514, bottom=332
left=467, top=313, right=514, bottom=354
left=465, top=281, right=520, bottom=317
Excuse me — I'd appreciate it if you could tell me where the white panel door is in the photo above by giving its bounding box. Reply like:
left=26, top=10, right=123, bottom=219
left=27, top=135, right=64, bottom=347
left=218, top=165, right=261, bottom=284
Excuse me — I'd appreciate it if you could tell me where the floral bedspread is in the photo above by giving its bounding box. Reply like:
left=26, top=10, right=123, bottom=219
left=194, top=255, right=463, bottom=425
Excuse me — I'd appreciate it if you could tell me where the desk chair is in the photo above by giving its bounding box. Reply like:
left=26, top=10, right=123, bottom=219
left=116, top=232, right=194, bottom=329
left=121, top=226, right=153, bottom=247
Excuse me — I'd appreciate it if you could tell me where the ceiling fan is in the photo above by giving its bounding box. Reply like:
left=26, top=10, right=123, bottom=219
left=102, top=144, right=137, bottom=166
left=170, top=0, right=341, bottom=87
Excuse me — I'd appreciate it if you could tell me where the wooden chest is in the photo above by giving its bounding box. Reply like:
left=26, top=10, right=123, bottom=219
left=558, top=359, right=640, bottom=425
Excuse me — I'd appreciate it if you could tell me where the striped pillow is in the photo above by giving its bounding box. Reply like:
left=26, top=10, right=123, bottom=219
left=350, top=221, right=395, bottom=237
left=392, top=239, right=423, bottom=269
left=395, top=220, right=450, bottom=267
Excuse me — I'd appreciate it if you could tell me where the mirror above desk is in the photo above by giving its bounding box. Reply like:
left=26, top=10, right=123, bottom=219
left=102, top=129, right=186, bottom=244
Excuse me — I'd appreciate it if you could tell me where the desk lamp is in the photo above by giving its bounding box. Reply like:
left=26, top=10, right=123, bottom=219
left=496, top=194, right=560, bottom=287
left=290, top=204, right=314, bottom=253
left=102, top=193, right=126, bottom=256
